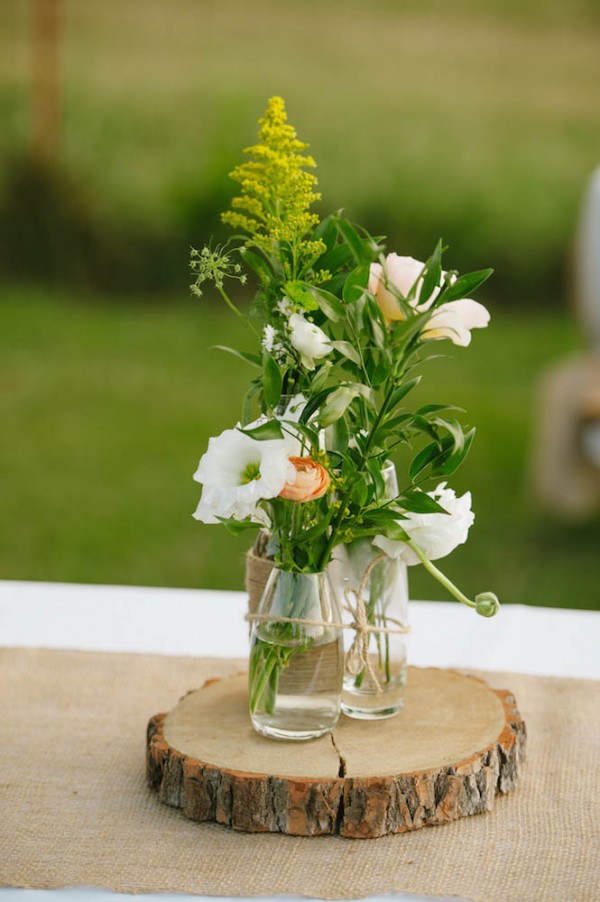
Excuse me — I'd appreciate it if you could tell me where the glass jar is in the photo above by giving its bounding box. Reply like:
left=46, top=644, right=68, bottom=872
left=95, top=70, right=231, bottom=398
left=330, top=461, right=409, bottom=719
left=248, top=568, right=344, bottom=741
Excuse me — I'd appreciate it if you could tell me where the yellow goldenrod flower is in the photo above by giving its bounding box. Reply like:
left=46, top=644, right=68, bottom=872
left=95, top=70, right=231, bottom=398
left=222, top=97, right=327, bottom=281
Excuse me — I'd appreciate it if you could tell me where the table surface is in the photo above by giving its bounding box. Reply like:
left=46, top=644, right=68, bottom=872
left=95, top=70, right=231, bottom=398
left=1, top=578, right=599, bottom=902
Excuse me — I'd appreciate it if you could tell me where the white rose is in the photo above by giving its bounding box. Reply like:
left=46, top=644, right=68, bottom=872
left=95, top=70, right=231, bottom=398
left=288, top=313, right=332, bottom=370
left=373, top=482, right=474, bottom=565
left=369, top=252, right=490, bottom=346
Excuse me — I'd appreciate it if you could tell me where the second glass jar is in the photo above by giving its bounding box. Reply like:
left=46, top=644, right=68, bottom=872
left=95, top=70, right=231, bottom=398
left=330, top=462, right=409, bottom=719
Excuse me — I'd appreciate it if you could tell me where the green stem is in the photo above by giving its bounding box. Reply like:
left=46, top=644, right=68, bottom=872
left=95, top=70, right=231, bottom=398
left=249, top=646, right=279, bottom=713
left=406, top=540, right=476, bottom=609
left=318, top=379, right=398, bottom=570
left=217, top=286, right=261, bottom=339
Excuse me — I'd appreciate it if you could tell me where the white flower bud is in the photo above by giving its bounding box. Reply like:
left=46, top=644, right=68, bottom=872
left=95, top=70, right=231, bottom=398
left=288, top=313, right=332, bottom=370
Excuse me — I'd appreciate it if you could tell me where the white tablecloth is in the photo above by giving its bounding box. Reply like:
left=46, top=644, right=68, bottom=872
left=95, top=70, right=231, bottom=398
left=1, top=579, right=599, bottom=902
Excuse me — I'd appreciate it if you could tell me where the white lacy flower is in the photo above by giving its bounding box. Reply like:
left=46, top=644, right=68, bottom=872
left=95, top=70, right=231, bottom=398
left=261, top=324, right=276, bottom=353
left=288, top=313, right=332, bottom=370
left=373, top=482, right=474, bottom=565
left=369, top=253, right=490, bottom=346
left=193, top=427, right=295, bottom=524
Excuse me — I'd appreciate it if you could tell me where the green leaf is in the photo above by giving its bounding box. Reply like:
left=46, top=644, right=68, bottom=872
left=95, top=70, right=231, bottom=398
left=409, top=439, right=446, bottom=481
left=361, top=508, right=403, bottom=526
left=317, top=243, right=353, bottom=274
left=416, top=403, right=465, bottom=416
left=342, top=264, right=370, bottom=304
left=262, top=352, right=282, bottom=409
left=409, top=427, right=475, bottom=481
left=397, top=491, right=447, bottom=514
left=239, top=420, right=284, bottom=441
left=432, top=427, right=475, bottom=476
left=389, top=377, right=422, bottom=410
left=329, top=340, right=361, bottom=365
left=390, top=309, right=431, bottom=348
left=292, top=505, right=336, bottom=545
left=313, top=215, right=338, bottom=252
left=212, top=345, right=262, bottom=369
left=350, top=478, right=369, bottom=507
left=217, top=517, right=261, bottom=536
left=412, top=415, right=440, bottom=443
left=419, top=239, right=443, bottom=304
left=241, top=382, right=261, bottom=426
left=365, top=458, right=386, bottom=499
left=432, top=417, right=466, bottom=455
left=371, top=355, right=391, bottom=387
left=308, top=286, right=345, bottom=323
left=239, top=247, right=273, bottom=285
left=300, top=386, right=337, bottom=424
left=382, top=522, right=410, bottom=541
left=281, top=419, right=321, bottom=450
left=372, top=413, right=413, bottom=446
left=319, top=386, right=360, bottom=427
left=328, top=415, right=349, bottom=454
left=368, top=313, right=387, bottom=350
left=310, top=363, right=333, bottom=395
left=345, top=381, right=376, bottom=406
left=440, top=269, right=494, bottom=303
left=335, top=217, right=363, bottom=263
left=284, top=280, right=319, bottom=312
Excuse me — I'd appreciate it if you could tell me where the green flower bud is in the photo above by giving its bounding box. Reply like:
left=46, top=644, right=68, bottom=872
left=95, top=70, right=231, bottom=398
left=319, top=387, right=358, bottom=427
left=475, top=592, right=500, bottom=617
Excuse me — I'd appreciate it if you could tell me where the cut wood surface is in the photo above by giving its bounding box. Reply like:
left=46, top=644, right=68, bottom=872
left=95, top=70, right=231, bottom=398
left=147, top=667, right=526, bottom=839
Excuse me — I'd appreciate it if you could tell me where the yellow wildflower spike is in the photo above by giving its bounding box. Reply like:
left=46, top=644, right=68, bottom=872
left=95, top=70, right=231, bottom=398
left=222, top=96, right=326, bottom=281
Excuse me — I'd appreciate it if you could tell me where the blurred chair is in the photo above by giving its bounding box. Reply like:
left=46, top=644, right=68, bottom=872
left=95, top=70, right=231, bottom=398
left=533, top=167, right=600, bottom=516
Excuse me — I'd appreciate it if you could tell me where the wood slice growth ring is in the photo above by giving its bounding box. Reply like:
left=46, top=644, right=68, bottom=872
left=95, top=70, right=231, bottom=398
left=147, top=667, right=526, bottom=839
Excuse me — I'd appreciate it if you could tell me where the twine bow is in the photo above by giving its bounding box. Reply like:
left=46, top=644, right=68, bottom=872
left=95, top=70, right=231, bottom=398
left=343, top=552, right=409, bottom=694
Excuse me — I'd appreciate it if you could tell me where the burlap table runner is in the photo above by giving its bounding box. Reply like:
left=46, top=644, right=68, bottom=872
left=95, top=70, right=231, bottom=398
left=1, top=647, right=598, bottom=901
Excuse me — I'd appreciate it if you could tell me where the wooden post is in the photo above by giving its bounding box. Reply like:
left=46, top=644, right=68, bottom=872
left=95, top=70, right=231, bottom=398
left=31, top=0, right=62, bottom=162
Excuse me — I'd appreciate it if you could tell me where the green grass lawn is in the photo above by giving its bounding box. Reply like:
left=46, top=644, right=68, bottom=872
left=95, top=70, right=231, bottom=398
left=2, top=287, right=598, bottom=609
left=1, top=0, right=600, bottom=299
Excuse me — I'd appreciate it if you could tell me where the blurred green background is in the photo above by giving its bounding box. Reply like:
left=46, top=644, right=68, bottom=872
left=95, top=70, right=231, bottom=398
left=1, top=0, right=599, bottom=608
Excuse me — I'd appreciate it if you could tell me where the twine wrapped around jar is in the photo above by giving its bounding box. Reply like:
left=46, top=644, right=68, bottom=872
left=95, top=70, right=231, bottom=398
left=245, top=536, right=276, bottom=620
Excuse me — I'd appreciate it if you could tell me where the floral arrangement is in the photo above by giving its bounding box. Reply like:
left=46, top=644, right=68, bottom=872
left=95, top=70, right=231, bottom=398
left=190, top=97, right=499, bottom=726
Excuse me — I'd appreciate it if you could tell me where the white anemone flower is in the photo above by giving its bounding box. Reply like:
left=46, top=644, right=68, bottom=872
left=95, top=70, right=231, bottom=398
left=373, top=482, right=474, bottom=565
left=369, top=253, right=490, bottom=347
left=193, top=427, right=295, bottom=524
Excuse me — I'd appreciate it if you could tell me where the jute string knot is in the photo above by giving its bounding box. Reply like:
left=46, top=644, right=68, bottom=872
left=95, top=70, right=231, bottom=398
left=343, top=552, right=409, bottom=694
left=245, top=551, right=410, bottom=695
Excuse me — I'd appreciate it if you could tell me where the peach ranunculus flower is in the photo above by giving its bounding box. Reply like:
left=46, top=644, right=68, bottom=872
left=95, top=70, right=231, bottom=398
left=279, top=457, right=330, bottom=502
left=369, top=253, right=490, bottom=347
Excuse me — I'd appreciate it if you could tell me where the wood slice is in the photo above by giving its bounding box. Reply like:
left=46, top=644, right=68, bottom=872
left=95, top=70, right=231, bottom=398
left=147, top=667, right=526, bottom=839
